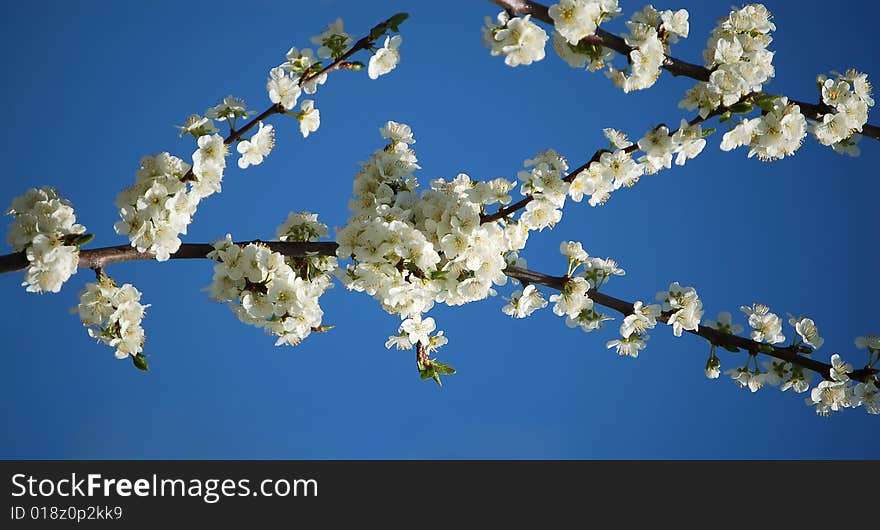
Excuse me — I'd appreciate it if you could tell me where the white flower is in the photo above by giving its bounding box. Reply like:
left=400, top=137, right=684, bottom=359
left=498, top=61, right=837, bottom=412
left=603, top=128, right=633, bottom=149
left=606, top=16, right=665, bottom=93
left=606, top=334, right=648, bottom=358
left=549, top=277, right=592, bottom=319
left=853, top=382, right=880, bottom=414
left=297, top=100, right=320, bottom=138
left=194, top=134, right=226, bottom=165
left=503, top=285, right=548, bottom=318
left=660, top=9, right=689, bottom=41
left=549, top=0, right=601, bottom=45
left=400, top=315, right=436, bottom=346
left=237, top=122, right=275, bottom=169
left=740, top=303, right=785, bottom=344
left=381, top=121, right=415, bottom=145
left=725, top=366, right=762, bottom=393
left=807, top=380, right=849, bottom=416
left=267, top=68, right=301, bottom=111
left=780, top=365, right=812, bottom=394
left=638, top=125, right=674, bottom=171
left=177, top=114, right=217, bottom=138
left=368, top=35, right=401, bottom=80
left=276, top=211, right=329, bottom=242
left=206, top=96, right=252, bottom=122
left=671, top=119, right=706, bottom=166
left=829, top=354, right=852, bottom=383
left=620, top=301, right=660, bottom=338
left=559, top=240, right=589, bottom=263
left=385, top=334, right=413, bottom=350
left=788, top=315, right=824, bottom=349
left=484, top=12, right=549, bottom=67
left=582, top=257, right=624, bottom=285
left=657, top=282, right=703, bottom=337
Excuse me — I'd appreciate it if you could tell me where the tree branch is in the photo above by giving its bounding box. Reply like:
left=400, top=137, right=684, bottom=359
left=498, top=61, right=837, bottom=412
left=181, top=13, right=402, bottom=182
left=487, top=0, right=880, bottom=141
left=502, top=265, right=879, bottom=383
left=480, top=112, right=709, bottom=223
left=2, top=239, right=872, bottom=383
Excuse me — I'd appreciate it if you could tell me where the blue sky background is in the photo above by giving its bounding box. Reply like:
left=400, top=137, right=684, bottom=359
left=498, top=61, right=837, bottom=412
left=1, top=0, right=877, bottom=459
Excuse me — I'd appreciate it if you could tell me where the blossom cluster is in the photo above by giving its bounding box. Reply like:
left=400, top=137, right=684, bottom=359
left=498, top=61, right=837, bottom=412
left=549, top=0, right=620, bottom=45
left=268, top=54, right=321, bottom=138
left=607, top=5, right=689, bottom=93
left=338, top=121, right=530, bottom=350
left=607, top=300, right=659, bottom=357
left=812, top=69, right=874, bottom=153
left=503, top=242, right=621, bottom=339
left=122, top=95, right=274, bottom=262
left=6, top=187, right=86, bottom=293
left=655, top=282, right=702, bottom=337
left=719, top=96, right=807, bottom=161
left=806, top=354, right=879, bottom=416
left=740, top=303, right=785, bottom=344
left=75, top=275, right=149, bottom=363
left=547, top=1, right=621, bottom=71
left=568, top=120, right=706, bottom=207
left=207, top=221, right=335, bottom=347
left=703, top=307, right=879, bottom=416
left=680, top=4, right=776, bottom=117
left=554, top=241, right=619, bottom=330
left=115, top=152, right=200, bottom=261
left=711, top=310, right=815, bottom=394
left=518, top=150, right=570, bottom=230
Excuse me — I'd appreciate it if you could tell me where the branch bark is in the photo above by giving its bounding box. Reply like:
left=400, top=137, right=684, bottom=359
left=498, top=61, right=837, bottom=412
left=487, top=0, right=880, bottom=141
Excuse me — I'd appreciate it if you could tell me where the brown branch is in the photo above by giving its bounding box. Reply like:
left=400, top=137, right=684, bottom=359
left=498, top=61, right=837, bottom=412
left=2, top=239, right=872, bottom=384
left=181, top=14, right=401, bottom=182
left=480, top=112, right=706, bottom=223
left=502, top=265, right=878, bottom=383
left=487, top=0, right=880, bottom=141
left=0, top=242, right=339, bottom=274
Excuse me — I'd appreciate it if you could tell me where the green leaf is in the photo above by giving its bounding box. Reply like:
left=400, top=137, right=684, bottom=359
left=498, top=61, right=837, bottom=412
left=753, top=94, right=779, bottom=111
left=132, top=353, right=149, bottom=371
left=722, top=345, right=740, bottom=353
left=388, top=12, right=409, bottom=32
left=728, top=102, right=754, bottom=114
left=432, top=372, right=443, bottom=387
left=420, top=366, right=434, bottom=380
left=432, top=361, right=457, bottom=375
left=718, top=111, right=732, bottom=123
left=62, top=233, right=94, bottom=247
left=701, top=128, right=716, bottom=137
